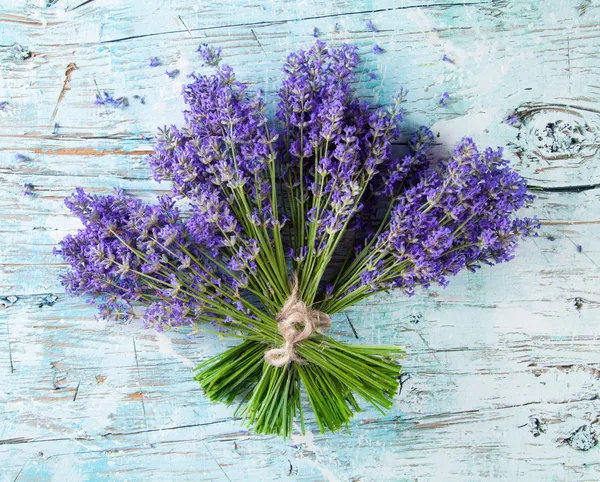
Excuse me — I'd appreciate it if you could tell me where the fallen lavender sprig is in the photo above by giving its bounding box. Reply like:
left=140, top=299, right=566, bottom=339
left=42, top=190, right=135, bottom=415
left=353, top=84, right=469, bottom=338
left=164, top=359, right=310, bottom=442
left=365, top=20, right=377, bottom=32
left=197, top=44, right=222, bottom=67
left=23, top=183, right=34, bottom=196
left=94, top=92, right=128, bottom=108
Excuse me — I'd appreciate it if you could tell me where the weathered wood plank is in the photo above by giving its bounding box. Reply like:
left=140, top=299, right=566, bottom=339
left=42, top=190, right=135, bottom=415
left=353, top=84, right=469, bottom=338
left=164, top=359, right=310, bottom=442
left=1, top=1, right=598, bottom=158
left=1, top=291, right=600, bottom=480
left=1, top=0, right=599, bottom=480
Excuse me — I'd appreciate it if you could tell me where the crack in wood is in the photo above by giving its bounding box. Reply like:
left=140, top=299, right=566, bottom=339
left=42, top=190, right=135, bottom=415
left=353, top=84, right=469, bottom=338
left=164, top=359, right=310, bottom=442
left=69, top=0, right=96, bottom=11
left=515, top=102, right=600, bottom=119
left=72, top=381, right=80, bottom=401
left=528, top=183, right=600, bottom=193
left=0, top=419, right=237, bottom=446
left=202, top=441, right=232, bottom=482
left=132, top=336, right=147, bottom=427
left=361, top=394, right=600, bottom=427
left=6, top=317, right=14, bottom=373
left=398, top=372, right=411, bottom=396
left=531, top=238, right=551, bottom=265
left=565, top=237, right=600, bottom=269
left=577, top=0, right=592, bottom=16
left=344, top=312, right=359, bottom=339
left=21, top=147, right=152, bottom=156
left=0, top=133, right=148, bottom=141
left=12, top=462, right=26, bottom=482
left=178, top=15, right=193, bottom=38
left=51, top=63, right=77, bottom=123
left=97, top=1, right=491, bottom=45
left=566, top=37, right=572, bottom=96
left=250, top=29, right=266, bottom=55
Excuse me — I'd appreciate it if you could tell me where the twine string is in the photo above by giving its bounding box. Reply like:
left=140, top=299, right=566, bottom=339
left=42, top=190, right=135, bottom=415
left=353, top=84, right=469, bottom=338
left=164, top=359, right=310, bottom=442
left=264, top=274, right=331, bottom=367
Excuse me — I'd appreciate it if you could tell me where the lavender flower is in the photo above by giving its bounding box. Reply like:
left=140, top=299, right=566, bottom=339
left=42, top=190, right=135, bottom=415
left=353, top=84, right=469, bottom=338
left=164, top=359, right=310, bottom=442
left=506, top=113, right=520, bottom=126
left=312, top=27, right=319, bottom=38
left=0, top=101, right=8, bottom=111
left=15, top=153, right=31, bottom=162
left=148, top=62, right=286, bottom=308
left=95, top=92, right=128, bottom=108
left=325, top=138, right=538, bottom=309
left=365, top=20, right=377, bottom=32
left=55, top=188, right=254, bottom=329
left=197, top=44, right=222, bottom=67
left=439, top=92, right=450, bottom=106
left=373, top=44, right=383, bottom=54
left=442, top=54, right=454, bottom=64
left=149, top=57, right=161, bottom=67
left=275, top=41, right=415, bottom=301
left=52, top=122, right=59, bottom=135
left=23, top=183, right=34, bottom=196
left=165, top=69, right=180, bottom=79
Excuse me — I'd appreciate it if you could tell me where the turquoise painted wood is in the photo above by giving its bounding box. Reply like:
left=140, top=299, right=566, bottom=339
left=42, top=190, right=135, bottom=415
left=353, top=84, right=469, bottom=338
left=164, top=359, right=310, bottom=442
left=1, top=0, right=600, bottom=480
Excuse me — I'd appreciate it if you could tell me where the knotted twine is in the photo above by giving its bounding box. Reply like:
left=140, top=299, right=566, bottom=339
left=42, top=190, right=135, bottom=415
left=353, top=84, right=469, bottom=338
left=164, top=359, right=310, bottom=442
left=264, top=274, right=331, bottom=367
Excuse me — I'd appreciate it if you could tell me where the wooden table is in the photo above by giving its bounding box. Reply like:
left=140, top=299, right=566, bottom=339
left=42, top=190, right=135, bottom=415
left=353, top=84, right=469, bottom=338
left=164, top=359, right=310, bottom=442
left=1, top=1, right=599, bottom=480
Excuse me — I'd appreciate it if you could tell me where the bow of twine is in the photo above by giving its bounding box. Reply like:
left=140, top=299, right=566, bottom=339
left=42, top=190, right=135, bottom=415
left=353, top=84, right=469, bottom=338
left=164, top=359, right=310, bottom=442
left=264, top=274, right=331, bottom=367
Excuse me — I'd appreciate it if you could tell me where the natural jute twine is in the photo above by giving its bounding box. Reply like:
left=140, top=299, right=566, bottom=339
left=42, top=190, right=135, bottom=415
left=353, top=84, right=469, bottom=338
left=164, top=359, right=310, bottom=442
left=264, top=274, right=331, bottom=367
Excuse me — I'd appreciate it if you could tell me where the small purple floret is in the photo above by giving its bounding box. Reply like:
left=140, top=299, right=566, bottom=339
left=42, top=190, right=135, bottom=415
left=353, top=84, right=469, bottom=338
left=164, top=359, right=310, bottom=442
left=94, top=92, right=128, bottom=108
left=365, top=20, right=377, bottom=32
left=23, top=183, right=34, bottom=196
left=197, top=44, right=222, bottom=67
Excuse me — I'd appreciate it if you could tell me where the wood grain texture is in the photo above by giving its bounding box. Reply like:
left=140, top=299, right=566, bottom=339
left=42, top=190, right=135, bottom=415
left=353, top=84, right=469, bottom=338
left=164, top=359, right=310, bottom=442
left=1, top=0, right=599, bottom=480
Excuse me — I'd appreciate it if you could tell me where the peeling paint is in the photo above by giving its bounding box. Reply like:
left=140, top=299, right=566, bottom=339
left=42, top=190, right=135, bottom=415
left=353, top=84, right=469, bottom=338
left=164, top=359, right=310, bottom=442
left=1, top=0, right=599, bottom=480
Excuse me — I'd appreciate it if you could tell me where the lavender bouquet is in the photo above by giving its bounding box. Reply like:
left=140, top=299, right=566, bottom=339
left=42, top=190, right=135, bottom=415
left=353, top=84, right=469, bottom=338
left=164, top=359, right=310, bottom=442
left=56, top=42, right=537, bottom=436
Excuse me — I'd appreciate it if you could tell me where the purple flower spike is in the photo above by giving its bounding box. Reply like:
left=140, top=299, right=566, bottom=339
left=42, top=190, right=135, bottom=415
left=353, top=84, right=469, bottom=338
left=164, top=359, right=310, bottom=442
left=165, top=69, right=180, bottom=79
left=439, top=92, right=450, bottom=106
left=372, top=44, right=383, bottom=55
left=149, top=57, right=161, bottom=67
left=371, top=138, right=537, bottom=294
left=197, top=44, right=222, bottom=67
